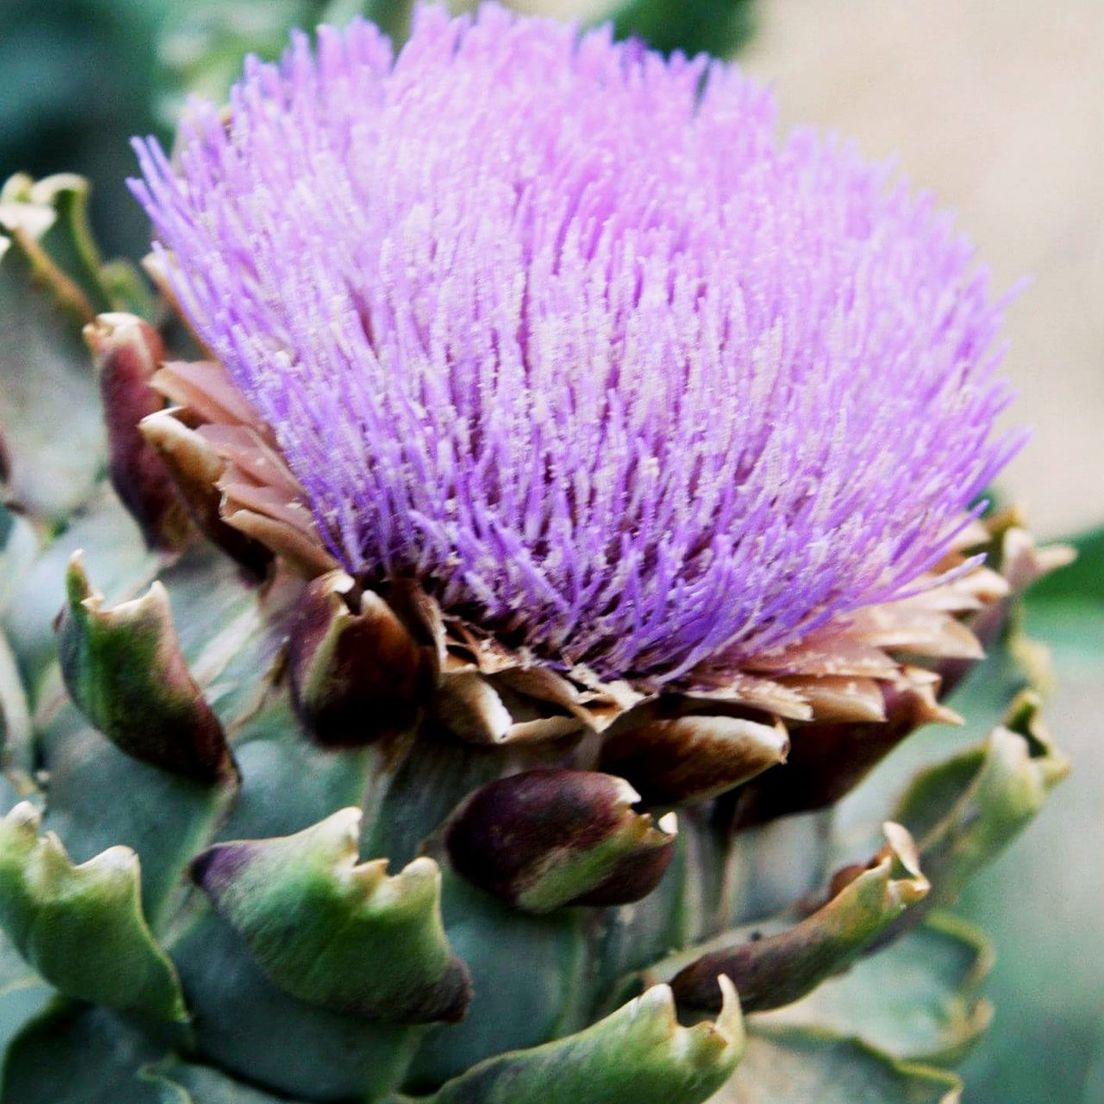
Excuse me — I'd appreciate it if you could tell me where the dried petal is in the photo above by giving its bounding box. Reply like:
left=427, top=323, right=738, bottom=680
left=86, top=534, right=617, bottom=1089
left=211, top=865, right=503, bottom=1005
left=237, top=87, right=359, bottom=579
left=600, top=713, right=789, bottom=806
left=731, top=668, right=959, bottom=829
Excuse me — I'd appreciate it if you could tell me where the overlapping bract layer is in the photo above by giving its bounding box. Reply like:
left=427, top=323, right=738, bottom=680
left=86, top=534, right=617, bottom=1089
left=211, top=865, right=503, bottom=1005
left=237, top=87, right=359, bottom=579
left=132, top=3, right=1018, bottom=686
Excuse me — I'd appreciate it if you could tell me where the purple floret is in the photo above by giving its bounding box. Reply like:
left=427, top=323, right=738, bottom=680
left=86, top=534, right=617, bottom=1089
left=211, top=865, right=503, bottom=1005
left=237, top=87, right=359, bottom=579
left=131, top=3, right=1021, bottom=687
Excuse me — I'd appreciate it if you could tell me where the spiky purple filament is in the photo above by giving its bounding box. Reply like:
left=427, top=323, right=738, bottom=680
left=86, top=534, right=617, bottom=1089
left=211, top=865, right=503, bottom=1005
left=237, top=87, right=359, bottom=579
left=132, top=3, right=1020, bottom=687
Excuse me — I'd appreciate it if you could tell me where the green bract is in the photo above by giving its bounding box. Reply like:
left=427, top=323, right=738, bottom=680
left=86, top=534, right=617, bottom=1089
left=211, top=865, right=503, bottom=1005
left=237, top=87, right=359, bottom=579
left=0, top=176, right=1072, bottom=1103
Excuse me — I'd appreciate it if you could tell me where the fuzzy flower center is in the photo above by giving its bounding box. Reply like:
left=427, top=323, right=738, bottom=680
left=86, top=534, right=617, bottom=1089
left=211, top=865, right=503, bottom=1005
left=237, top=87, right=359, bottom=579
left=132, top=3, right=1019, bottom=687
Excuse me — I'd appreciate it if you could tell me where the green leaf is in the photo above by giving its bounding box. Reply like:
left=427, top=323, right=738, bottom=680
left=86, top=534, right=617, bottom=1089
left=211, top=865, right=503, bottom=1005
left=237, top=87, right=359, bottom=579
left=0, top=625, right=34, bottom=781
left=0, top=929, right=52, bottom=1056
left=426, top=979, right=744, bottom=1104
left=834, top=662, right=1067, bottom=896
left=832, top=527, right=1074, bottom=860
left=955, top=524, right=1104, bottom=1104
left=753, top=912, right=993, bottom=1065
left=142, top=1056, right=310, bottom=1103
left=1022, top=526, right=1104, bottom=673
left=0, top=501, right=39, bottom=617
left=0, top=802, right=186, bottom=1020
left=407, top=872, right=587, bottom=1089
left=169, top=909, right=423, bottom=1100
left=0, top=775, right=21, bottom=820
left=1081, top=1026, right=1104, bottom=1104
left=1024, top=526, right=1104, bottom=606
left=717, top=1027, right=961, bottom=1103
left=890, top=695, right=1069, bottom=922
left=191, top=807, right=472, bottom=1023
left=1, top=1005, right=166, bottom=1104
left=606, top=0, right=756, bottom=59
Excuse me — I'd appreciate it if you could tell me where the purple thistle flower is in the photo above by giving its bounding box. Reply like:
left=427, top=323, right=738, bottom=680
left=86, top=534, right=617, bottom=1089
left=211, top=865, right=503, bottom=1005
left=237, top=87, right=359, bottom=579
left=131, top=3, right=1020, bottom=688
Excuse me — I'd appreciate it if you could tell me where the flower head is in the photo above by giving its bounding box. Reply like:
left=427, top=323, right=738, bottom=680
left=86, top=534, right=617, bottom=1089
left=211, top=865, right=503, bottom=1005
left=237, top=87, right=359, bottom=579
left=131, top=3, right=1018, bottom=688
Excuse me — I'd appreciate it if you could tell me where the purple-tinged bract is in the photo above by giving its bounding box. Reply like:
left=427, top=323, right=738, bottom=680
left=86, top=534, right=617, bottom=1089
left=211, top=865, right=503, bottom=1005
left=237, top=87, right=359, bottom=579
left=132, top=3, right=1019, bottom=688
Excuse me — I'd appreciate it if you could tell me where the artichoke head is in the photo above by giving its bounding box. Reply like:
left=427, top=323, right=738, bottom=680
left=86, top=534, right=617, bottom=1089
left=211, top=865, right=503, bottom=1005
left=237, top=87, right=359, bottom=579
left=0, top=174, right=1071, bottom=1104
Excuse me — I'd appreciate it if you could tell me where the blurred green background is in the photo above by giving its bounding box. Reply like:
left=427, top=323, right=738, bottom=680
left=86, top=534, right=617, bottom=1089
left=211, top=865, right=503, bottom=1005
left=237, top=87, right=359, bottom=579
left=1, top=2, right=1100, bottom=1101
left=1, top=0, right=164, bottom=258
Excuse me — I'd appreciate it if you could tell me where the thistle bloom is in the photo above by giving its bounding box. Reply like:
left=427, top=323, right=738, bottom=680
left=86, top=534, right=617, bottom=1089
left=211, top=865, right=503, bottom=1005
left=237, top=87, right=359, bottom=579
left=0, top=10, right=1071, bottom=1102
left=131, top=3, right=1018, bottom=688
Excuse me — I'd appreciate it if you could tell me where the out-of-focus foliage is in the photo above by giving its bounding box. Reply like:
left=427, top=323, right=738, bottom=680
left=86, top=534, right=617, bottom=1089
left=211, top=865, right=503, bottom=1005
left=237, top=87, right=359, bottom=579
left=0, top=0, right=165, bottom=258
left=155, top=0, right=756, bottom=123
left=607, top=0, right=754, bottom=58
left=957, top=528, right=1104, bottom=1104
left=1021, top=527, right=1104, bottom=663
left=836, top=528, right=1104, bottom=1104
left=156, top=1, right=412, bottom=123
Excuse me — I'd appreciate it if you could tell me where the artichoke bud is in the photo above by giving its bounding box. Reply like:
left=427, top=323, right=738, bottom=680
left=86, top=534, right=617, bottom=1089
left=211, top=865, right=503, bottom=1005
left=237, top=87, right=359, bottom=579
left=84, top=312, right=192, bottom=551
left=288, top=570, right=431, bottom=747
left=0, top=8, right=1078, bottom=1100
left=599, top=711, right=789, bottom=806
left=55, top=552, right=235, bottom=784
left=444, top=768, right=677, bottom=912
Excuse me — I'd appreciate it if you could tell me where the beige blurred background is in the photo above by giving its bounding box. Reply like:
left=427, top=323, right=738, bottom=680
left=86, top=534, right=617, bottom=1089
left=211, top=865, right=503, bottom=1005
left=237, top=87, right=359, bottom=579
left=539, top=0, right=1104, bottom=538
